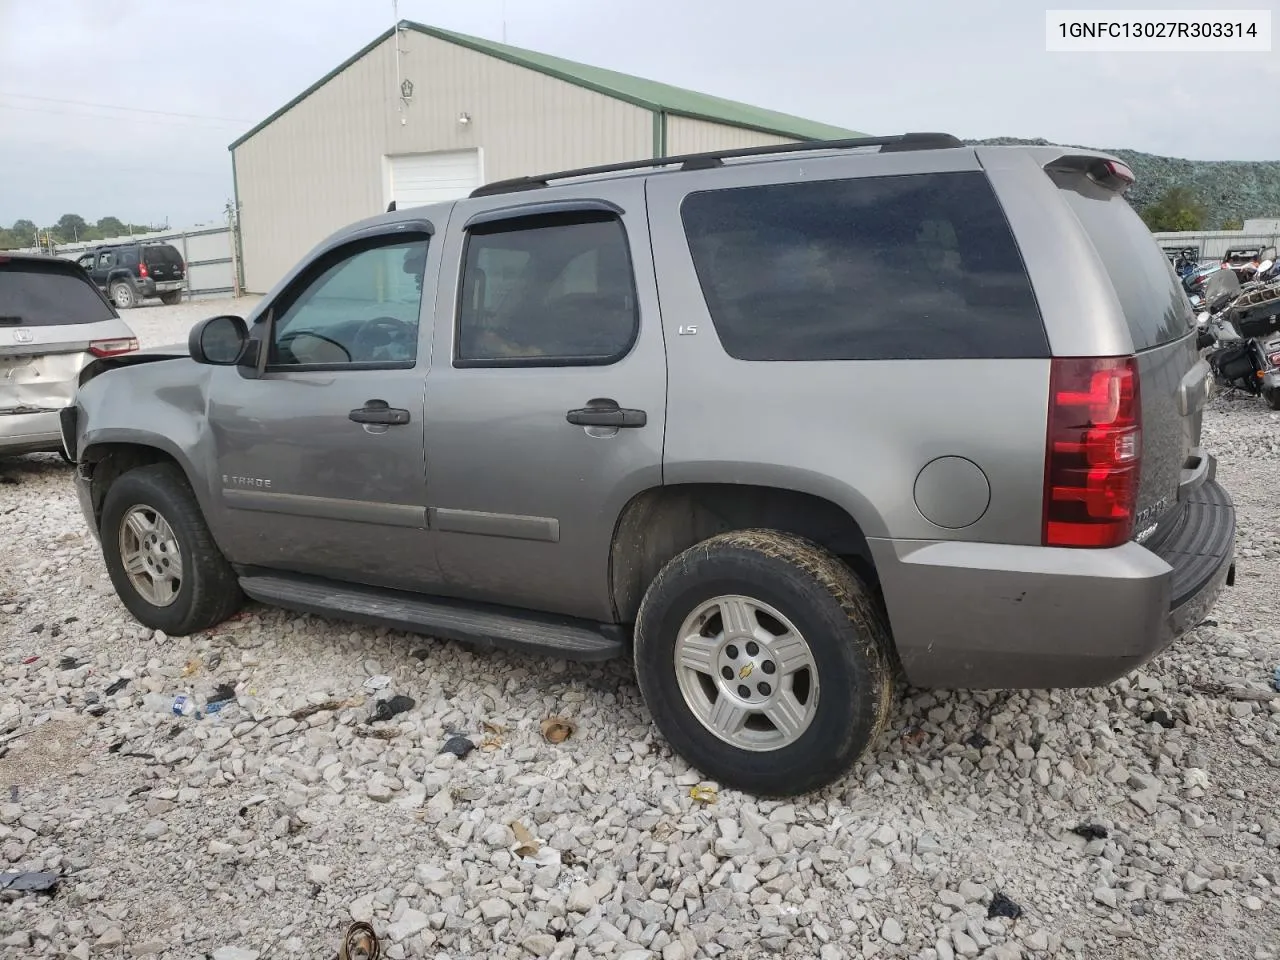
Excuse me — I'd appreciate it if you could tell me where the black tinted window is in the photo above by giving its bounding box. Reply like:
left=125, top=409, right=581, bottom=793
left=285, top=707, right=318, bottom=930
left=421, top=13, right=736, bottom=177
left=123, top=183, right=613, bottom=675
left=0, top=262, right=116, bottom=326
left=1055, top=177, right=1194, bottom=351
left=143, top=245, right=182, bottom=265
left=680, top=172, right=1047, bottom=361
left=457, top=212, right=637, bottom=365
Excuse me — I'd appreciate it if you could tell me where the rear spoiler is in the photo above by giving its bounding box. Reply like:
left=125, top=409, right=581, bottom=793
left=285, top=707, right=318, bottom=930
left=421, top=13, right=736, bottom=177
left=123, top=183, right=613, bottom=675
left=1042, top=154, right=1136, bottom=194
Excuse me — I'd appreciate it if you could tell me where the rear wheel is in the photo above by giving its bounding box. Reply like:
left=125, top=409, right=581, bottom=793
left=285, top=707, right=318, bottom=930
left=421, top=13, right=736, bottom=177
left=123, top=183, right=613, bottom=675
left=109, top=281, right=136, bottom=309
left=1264, top=388, right=1280, bottom=411
left=159, top=291, right=183, bottom=305
left=633, top=529, right=893, bottom=796
left=100, top=463, right=243, bottom=635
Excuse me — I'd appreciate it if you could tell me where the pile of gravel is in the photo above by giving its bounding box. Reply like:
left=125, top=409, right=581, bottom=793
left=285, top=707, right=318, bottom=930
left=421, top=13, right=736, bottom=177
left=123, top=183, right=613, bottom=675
left=0, top=310, right=1275, bottom=959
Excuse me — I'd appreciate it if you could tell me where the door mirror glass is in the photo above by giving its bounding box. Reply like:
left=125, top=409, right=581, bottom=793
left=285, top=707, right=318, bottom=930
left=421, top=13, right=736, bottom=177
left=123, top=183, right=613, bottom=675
left=190, top=314, right=248, bottom=365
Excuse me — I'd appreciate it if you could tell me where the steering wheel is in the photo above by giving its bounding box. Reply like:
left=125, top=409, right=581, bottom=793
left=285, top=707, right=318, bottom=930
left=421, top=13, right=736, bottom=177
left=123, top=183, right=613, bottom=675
left=353, top=316, right=416, bottom=359
left=276, top=330, right=352, bottom=363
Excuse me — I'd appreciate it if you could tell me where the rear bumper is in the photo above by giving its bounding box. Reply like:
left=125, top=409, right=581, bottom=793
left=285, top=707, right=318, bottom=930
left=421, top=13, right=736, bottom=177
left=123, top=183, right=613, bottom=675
left=137, top=279, right=183, bottom=296
left=873, top=479, right=1235, bottom=689
left=1262, top=370, right=1280, bottom=390
left=0, top=409, right=64, bottom=455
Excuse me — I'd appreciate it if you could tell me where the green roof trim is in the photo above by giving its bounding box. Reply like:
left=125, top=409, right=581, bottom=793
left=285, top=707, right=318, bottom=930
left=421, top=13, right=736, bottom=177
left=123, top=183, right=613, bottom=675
left=230, top=20, right=862, bottom=151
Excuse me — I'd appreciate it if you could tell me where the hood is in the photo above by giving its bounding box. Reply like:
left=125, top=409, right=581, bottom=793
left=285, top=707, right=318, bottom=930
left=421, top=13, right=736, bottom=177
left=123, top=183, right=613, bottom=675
left=78, top=344, right=192, bottom=388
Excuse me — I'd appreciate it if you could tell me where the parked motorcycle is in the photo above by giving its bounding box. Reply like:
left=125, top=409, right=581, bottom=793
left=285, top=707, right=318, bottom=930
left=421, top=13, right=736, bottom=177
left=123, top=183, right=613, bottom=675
left=1196, top=265, right=1280, bottom=409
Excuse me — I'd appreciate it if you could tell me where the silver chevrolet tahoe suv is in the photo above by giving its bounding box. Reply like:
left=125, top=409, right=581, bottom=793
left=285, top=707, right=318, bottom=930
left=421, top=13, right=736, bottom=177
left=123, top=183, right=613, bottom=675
left=63, top=134, right=1236, bottom=796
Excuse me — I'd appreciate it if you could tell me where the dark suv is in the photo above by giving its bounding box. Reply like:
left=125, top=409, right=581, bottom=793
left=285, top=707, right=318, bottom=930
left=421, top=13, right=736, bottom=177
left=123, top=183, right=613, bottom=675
left=75, top=242, right=187, bottom=309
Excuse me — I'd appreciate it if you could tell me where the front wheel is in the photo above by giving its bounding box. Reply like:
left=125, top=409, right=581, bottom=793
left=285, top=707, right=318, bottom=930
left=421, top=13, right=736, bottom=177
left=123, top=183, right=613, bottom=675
left=1264, top=387, right=1280, bottom=411
left=99, top=463, right=243, bottom=635
left=634, top=529, right=894, bottom=797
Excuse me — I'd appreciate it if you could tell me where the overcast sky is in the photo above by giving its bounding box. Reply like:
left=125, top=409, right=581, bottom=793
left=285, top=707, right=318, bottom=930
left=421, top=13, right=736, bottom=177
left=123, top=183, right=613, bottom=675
left=1, top=0, right=1275, bottom=229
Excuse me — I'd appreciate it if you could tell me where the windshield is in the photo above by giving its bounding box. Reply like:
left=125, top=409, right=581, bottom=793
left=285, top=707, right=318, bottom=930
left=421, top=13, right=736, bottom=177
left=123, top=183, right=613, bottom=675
left=0, top=260, right=117, bottom=326
left=1203, top=267, right=1241, bottom=305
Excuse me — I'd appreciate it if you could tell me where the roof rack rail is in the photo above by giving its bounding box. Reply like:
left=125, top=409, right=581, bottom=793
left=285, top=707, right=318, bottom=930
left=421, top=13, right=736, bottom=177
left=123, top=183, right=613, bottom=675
left=469, top=132, right=963, bottom=199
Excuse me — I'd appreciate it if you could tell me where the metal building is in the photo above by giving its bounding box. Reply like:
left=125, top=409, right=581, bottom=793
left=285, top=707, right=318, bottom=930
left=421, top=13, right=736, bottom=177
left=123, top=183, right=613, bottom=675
left=229, top=19, right=860, bottom=293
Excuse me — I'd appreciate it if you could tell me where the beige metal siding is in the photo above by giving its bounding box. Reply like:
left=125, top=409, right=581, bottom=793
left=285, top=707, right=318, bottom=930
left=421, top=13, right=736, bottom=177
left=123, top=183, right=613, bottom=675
left=389, top=31, right=652, bottom=183
left=664, top=115, right=796, bottom=155
left=233, top=30, right=651, bottom=292
left=234, top=38, right=395, bottom=293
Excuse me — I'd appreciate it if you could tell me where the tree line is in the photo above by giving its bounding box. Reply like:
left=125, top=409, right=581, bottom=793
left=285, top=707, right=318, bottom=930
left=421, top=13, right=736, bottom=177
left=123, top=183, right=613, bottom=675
left=0, top=214, right=167, bottom=251
left=1139, top=187, right=1244, bottom=232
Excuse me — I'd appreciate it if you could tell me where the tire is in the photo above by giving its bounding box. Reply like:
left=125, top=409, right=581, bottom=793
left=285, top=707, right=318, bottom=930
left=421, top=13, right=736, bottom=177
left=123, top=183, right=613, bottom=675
left=99, top=463, right=243, bottom=635
left=110, top=281, right=137, bottom=309
left=633, top=529, right=894, bottom=797
left=159, top=291, right=182, bottom=306
left=1264, top=388, right=1280, bottom=411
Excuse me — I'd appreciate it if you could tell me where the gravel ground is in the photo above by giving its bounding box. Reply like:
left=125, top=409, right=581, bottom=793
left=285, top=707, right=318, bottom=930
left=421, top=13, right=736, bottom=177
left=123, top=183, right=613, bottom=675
left=0, top=304, right=1277, bottom=960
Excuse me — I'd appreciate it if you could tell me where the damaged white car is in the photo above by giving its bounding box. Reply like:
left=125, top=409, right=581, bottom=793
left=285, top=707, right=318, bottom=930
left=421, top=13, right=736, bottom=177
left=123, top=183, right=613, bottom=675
left=1, top=253, right=138, bottom=458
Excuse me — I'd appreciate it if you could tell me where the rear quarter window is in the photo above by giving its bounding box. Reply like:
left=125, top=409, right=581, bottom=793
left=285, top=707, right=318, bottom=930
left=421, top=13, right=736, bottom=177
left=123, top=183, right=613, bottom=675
left=679, top=171, right=1048, bottom=361
left=1053, top=177, right=1194, bottom=351
left=0, top=262, right=117, bottom=326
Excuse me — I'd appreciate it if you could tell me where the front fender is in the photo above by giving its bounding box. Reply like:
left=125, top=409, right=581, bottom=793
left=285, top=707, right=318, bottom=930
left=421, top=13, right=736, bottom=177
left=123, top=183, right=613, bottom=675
left=75, top=358, right=221, bottom=532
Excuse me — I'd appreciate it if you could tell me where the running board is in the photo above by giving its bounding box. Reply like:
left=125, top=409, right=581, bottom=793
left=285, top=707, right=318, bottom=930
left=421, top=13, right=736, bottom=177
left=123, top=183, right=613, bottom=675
left=237, top=572, right=626, bottom=662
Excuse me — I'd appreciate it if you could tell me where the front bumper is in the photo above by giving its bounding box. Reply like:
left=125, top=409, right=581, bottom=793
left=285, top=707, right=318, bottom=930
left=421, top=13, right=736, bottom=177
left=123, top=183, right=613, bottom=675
left=873, top=479, right=1236, bottom=689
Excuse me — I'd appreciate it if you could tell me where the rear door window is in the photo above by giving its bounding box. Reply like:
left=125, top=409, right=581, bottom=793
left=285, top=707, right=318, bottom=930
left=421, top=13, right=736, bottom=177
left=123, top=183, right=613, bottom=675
left=0, top=261, right=116, bottom=326
left=679, top=171, right=1047, bottom=361
left=456, top=211, right=638, bottom=365
left=1054, top=178, right=1194, bottom=351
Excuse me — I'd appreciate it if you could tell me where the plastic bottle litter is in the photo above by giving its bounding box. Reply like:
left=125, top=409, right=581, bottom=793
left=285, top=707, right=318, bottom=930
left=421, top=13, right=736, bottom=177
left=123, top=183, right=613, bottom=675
left=1273, top=665, right=1280, bottom=692
left=172, top=695, right=196, bottom=717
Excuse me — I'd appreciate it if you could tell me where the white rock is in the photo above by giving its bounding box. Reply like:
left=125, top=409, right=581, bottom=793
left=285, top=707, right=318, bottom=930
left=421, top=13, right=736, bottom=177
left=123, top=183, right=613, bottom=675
left=881, top=918, right=905, bottom=945
left=1184, top=873, right=1211, bottom=894
left=211, top=950, right=259, bottom=960
left=522, top=933, right=557, bottom=956
left=387, top=908, right=430, bottom=942
left=479, top=898, right=512, bottom=922
left=847, top=866, right=873, bottom=888
left=870, top=824, right=897, bottom=847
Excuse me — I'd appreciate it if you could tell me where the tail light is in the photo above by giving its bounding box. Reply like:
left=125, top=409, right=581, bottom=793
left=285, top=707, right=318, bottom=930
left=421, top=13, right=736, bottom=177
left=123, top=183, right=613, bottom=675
left=89, top=337, right=139, bottom=357
left=1043, top=356, right=1141, bottom=548
left=138, top=261, right=149, bottom=278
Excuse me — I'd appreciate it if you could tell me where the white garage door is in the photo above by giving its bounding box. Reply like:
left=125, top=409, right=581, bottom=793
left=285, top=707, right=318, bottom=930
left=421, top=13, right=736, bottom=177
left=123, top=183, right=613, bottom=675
left=387, top=150, right=481, bottom=209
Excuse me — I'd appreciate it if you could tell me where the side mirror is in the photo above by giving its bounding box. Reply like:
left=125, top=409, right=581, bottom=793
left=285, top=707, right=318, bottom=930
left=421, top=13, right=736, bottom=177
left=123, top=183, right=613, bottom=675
left=189, top=315, right=248, bottom=365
